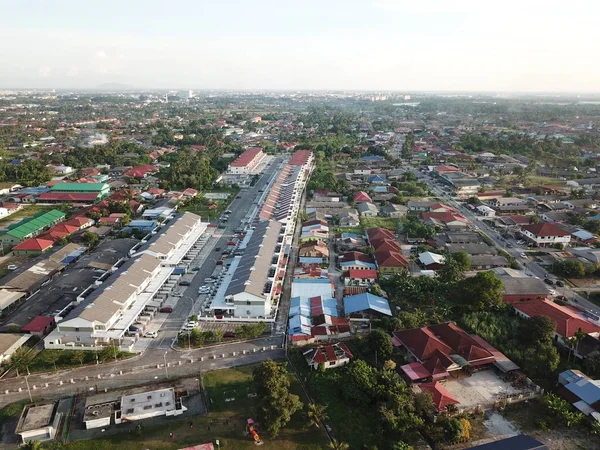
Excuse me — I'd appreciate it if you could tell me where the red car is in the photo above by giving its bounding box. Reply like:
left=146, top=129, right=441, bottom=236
left=216, top=260, right=223, bottom=266
left=160, top=307, right=173, bottom=313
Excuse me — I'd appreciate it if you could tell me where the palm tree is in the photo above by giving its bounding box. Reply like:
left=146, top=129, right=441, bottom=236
left=307, top=403, right=328, bottom=429
left=329, top=440, right=350, bottom=450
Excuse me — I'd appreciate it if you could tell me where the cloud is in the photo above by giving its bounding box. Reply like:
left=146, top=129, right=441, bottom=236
left=38, top=65, right=52, bottom=77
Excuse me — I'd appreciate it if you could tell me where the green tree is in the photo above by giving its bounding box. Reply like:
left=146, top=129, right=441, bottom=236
left=82, top=231, right=99, bottom=246
left=437, top=416, right=463, bottom=444
left=366, top=329, right=394, bottom=363
left=519, top=315, right=556, bottom=346
left=253, top=361, right=302, bottom=436
left=402, top=132, right=415, bottom=160
left=438, top=253, right=469, bottom=285
left=307, top=403, right=328, bottom=430
left=22, top=440, right=43, bottom=450
left=392, top=442, right=413, bottom=450
left=521, top=342, right=560, bottom=378
left=341, top=360, right=378, bottom=403
left=455, top=271, right=503, bottom=311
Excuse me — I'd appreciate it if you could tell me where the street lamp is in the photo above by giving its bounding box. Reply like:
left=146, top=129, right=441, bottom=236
left=24, top=375, right=32, bottom=402
left=163, top=351, right=169, bottom=379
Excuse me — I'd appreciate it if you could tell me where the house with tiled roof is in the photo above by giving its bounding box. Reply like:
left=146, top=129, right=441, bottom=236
left=12, top=237, right=55, bottom=256
left=298, top=241, right=329, bottom=264
left=419, top=382, right=460, bottom=412
left=512, top=299, right=600, bottom=342
left=338, top=251, right=377, bottom=271
left=374, top=250, right=409, bottom=275
left=420, top=211, right=468, bottom=229
left=519, top=223, right=571, bottom=248
left=394, top=322, right=496, bottom=383
left=123, top=164, right=158, bottom=179
left=303, top=343, right=353, bottom=370
left=343, top=269, right=378, bottom=287
left=353, top=191, right=372, bottom=203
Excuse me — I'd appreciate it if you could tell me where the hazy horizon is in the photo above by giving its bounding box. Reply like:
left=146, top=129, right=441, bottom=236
left=1, top=0, right=599, bottom=93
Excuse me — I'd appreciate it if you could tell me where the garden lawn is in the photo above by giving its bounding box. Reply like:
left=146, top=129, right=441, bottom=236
left=360, top=216, right=401, bottom=231
left=59, top=364, right=328, bottom=450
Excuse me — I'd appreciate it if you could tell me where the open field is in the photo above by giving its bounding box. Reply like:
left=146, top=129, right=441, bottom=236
left=41, top=363, right=328, bottom=450
left=0, top=204, right=57, bottom=225
left=359, top=216, right=401, bottom=231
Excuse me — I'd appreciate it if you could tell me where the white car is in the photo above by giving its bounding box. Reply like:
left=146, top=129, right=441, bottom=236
left=7, top=264, right=18, bottom=271
left=520, top=252, right=528, bottom=259
left=186, top=320, right=198, bottom=327
left=144, top=331, right=158, bottom=338
left=199, top=286, right=210, bottom=294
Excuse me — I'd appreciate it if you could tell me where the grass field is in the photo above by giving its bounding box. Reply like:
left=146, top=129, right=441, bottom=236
left=360, top=216, right=401, bottom=231
left=53, top=364, right=328, bottom=450
left=0, top=204, right=56, bottom=225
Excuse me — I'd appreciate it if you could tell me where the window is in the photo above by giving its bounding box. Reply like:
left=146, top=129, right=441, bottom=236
left=76, top=337, right=81, bottom=342
left=329, top=361, right=335, bottom=366
left=75, top=327, right=80, bottom=332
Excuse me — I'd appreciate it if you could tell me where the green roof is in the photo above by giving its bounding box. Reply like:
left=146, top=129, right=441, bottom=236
left=51, top=182, right=108, bottom=192
left=6, top=210, right=66, bottom=239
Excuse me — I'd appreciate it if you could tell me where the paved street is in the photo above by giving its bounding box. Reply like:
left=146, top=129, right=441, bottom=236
left=411, top=166, right=600, bottom=317
left=0, top=160, right=289, bottom=407
left=0, top=337, right=284, bottom=407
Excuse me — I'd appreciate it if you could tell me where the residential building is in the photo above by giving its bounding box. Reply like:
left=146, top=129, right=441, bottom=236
left=227, top=147, right=265, bottom=174
left=15, top=402, right=60, bottom=444
left=0, top=333, right=31, bottom=364
left=338, top=210, right=360, bottom=227
left=298, top=241, right=329, bottom=264
left=476, top=205, right=496, bottom=217
left=419, top=382, right=460, bottom=412
left=519, top=223, right=571, bottom=248
left=502, top=278, right=549, bottom=303
left=374, top=250, right=409, bottom=275
left=343, top=269, right=378, bottom=286
left=353, top=191, right=372, bottom=203
left=116, top=388, right=186, bottom=423
left=12, top=237, right=55, bottom=256
left=512, top=299, right=600, bottom=343
left=343, top=292, right=392, bottom=318
left=338, top=251, right=377, bottom=271
left=357, top=202, right=378, bottom=217
left=470, top=255, right=509, bottom=270
left=557, top=369, right=600, bottom=418
left=419, top=251, right=445, bottom=270
left=469, top=435, right=547, bottom=450
left=380, top=204, right=408, bottom=218
left=394, top=322, right=496, bottom=382
left=303, top=343, right=353, bottom=370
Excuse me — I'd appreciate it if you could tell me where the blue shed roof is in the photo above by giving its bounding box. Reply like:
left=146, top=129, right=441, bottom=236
left=564, top=377, right=600, bottom=405
left=343, top=293, right=391, bottom=316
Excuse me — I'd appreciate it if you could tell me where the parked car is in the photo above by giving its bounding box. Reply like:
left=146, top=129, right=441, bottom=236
left=7, top=264, right=18, bottom=271
left=191, top=266, right=200, bottom=271
left=519, top=252, right=527, bottom=259
left=144, top=331, right=158, bottom=338
left=160, top=306, right=173, bottom=313
left=556, top=280, right=565, bottom=287
left=179, top=280, right=191, bottom=286
left=215, top=247, right=221, bottom=252
left=204, top=278, right=215, bottom=283
left=506, top=243, right=513, bottom=248
left=216, top=260, right=223, bottom=265
left=544, top=278, right=554, bottom=285
left=173, top=292, right=184, bottom=297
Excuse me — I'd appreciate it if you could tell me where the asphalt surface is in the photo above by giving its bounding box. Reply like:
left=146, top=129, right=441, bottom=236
left=0, top=159, right=290, bottom=407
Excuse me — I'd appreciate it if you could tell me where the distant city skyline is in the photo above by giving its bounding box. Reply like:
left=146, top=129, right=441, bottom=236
left=1, top=0, right=599, bottom=92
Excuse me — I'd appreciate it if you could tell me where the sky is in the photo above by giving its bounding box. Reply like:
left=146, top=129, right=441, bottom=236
left=0, top=0, right=599, bottom=92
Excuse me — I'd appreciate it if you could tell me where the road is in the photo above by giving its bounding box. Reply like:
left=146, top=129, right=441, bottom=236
left=408, top=165, right=600, bottom=317
left=0, top=159, right=289, bottom=407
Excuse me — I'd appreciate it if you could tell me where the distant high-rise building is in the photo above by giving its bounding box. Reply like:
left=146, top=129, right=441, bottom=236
left=177, top=90, right=193, bottom=99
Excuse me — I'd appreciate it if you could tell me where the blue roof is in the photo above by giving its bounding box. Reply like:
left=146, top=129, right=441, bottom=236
left=293, top=278, right=330, bottom=284
left=469, top=434, right=547, bottom=450
left=368, top=174, right=387, bottom=183
left=341, top=233, right=361, bottom=239
left=289, top=296, right=338, bottom=318
left=564, top=377, right=600, bottom=405
left=361, top=155, right=383, bottom=161
left=344, top=293, right=392, bottom=316
left=372, top=185, right=389, bottom=193
left=288, top=315, right=311, bottom=336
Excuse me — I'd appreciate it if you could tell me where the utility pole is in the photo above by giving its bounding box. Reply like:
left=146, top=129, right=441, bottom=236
left=164, top=351, right=169, bottom=379
left=24, top=375, right=32, bottom=402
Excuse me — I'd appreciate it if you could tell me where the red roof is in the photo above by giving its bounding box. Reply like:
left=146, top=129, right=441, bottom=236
left=21, top=316, right=54, bottom=333
left=507, top=215, right=531, bottom=225
left=393, top=322, right=495, bottom=368
left=339, top=251, right=375, bottom=264
left=420, top=382, right=460, bottom=411
left=38, top=192, right=99, bottom=202
left=124, top=164, right=157, bottom=178
left=289, top=150, right=312, bottom=166
left=434, top=165, right=459, bottom=174
left=230, top=147, right=263, bottom=167
left=347, top=269, right=378, bottom=279
left=521, top=223, right=571, bottom=237
left=308, top=343, right=353, bottom=364
left=374, top=250, right=409, bottom=268
left=420, top=211, right=468, bottom=224
left=353, top=191, right=372, bottom=202
left=366, top=227, right=395, bottom=242
left=13, top=238, right=54, bottom=252
left=400, top=361, right=431, bottom=381
left=370, top=238, right=401, bottom=253
left=513, top=299, right=600, bottom=338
